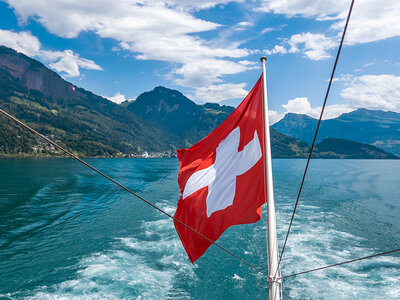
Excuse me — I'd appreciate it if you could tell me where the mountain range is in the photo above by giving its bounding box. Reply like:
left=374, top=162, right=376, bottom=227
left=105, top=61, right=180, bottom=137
left=0, top=45, right=397, bottom=159
left=273, top=109, right=400, bottom=156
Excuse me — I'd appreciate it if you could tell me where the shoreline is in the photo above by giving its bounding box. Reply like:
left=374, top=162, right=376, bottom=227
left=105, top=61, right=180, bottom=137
left=1, top=153, right=398, bottom=160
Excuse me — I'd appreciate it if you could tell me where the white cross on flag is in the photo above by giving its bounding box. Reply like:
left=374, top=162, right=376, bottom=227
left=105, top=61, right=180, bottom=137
left=174, top=75, right=267, bottom=262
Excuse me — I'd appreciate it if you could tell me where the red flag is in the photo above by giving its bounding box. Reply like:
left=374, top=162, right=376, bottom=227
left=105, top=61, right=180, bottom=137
left=174, top=75, right=266, bottom=263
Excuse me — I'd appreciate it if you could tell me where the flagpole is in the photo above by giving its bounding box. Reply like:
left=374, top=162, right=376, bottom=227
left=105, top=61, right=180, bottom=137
left=261, top=56, right=281, bottom=300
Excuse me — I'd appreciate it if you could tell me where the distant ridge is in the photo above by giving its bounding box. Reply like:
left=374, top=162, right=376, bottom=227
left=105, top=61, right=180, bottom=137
left=273, top=109, right=400, bottom=156
left=315, top=138, right=398, bottom=159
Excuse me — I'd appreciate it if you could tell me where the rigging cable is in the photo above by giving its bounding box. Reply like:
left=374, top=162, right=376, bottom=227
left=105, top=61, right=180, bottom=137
left=1, top=60, right=398, bottom=286
left=275, top=0, right=355, bottom=278
left=283, top=248, right=400, bottom=279
left=2, top=0, right=397, bottom=283
left=0, top=107, right=268, bottom=279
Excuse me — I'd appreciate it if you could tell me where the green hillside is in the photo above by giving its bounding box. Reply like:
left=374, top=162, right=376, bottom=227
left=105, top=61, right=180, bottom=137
left=0, top=46, right=171, bottom=157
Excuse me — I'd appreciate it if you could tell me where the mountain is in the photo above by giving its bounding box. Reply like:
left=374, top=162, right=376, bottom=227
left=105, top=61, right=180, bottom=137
left=272, top=113, right=318, bottom=144
left=273, top=109, right=400, bottom=156
left=126, top=86, right=234, bottom=148
left=0, top=45, right=171, bottom=156
left=314, top=138, right=398, bottom=159
left=270, top=127, right=310, bottom=158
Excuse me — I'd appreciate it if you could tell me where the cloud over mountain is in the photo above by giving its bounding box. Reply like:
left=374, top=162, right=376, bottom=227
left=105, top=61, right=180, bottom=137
left=0, top=29, right=102, bottom=77
left=6, top=0, right=251, bottom=102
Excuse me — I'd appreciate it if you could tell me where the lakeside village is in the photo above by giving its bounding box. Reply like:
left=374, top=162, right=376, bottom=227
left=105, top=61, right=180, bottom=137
left=14, top=135, right=178, bottom=158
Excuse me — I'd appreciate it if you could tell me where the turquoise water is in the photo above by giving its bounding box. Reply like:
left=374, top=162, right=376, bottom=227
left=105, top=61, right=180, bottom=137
left=0, top=158, right=399, bottom=299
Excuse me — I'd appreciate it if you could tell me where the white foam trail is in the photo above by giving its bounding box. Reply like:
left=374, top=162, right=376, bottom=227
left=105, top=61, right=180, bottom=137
left=273, top=202, right=400, bottom=299
left=27, top=213, right=195, bottom=299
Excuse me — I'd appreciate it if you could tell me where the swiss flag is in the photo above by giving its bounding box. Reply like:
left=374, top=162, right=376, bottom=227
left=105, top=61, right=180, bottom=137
left=174, top=75, right=266, bottom=263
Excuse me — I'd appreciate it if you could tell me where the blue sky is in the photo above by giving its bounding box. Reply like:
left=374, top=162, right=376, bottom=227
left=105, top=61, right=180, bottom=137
left=0, top=0, right=399, bottom=123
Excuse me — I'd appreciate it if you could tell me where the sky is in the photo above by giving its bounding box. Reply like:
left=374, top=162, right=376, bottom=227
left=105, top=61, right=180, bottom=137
left=0, top=0, right=399, bottom=124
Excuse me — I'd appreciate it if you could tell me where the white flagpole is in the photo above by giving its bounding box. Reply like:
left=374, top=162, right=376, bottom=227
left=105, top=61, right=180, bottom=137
left=261, top=56, right=282, bottom=300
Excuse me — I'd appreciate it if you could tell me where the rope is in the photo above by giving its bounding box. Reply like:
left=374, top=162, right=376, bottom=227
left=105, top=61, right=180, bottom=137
left=275, top=0, right=355, bottom=278
left=283, top=248, right=400, bottom=279
left=0, top=108, right=268, bottom=278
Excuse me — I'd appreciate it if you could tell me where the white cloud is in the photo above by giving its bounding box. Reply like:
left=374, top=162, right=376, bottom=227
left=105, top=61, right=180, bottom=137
left=0, top=29, right=41, bottom=56
left=161, top=0, right=244, bottom=11
left=106, top=92, right=127, bottom=104
left=332, top=73, right=354, bottom=83
left=261, top=27, right=276, bottom=35
left=287, top=32, right=337, bottom=60
left=237, top=21, right=253, bottom=28
left=340, top=74, right=400, bottom=111
left=363, top=62, right=375, bottom=68
left=5, top=1, right=242, bottom=60
left=278, top=74, right=400, bottom=119
left=257, top=0, right=348, bottom=19
left=6, top=0, right=251, bottom=102
left=258, top=0, right=400, bottom=45
left=193, top=83, right=248, bottom=103
left=331, top=0, right=400, bottom=45
left=282, top=97, right=353, bottom=119
left=47, top=50, right=102, bottom=77
left=0, top=29, right=102, bottom=77
left=265, top=32, right=337, bottom=60
left=238, top=60, right=258, bottom=67
left=261, top=25, right=286, bottom=35
left=282, top=97, right=312, bottom=114
left=265, top=45, right=287, bottom=55
left=174, top=59, right=249, bottom=87
left=268, top=110, right=284, bottom=124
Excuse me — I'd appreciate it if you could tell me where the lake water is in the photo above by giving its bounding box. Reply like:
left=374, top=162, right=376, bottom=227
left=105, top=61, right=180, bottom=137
left=0, top=158, right=399, bottom=299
